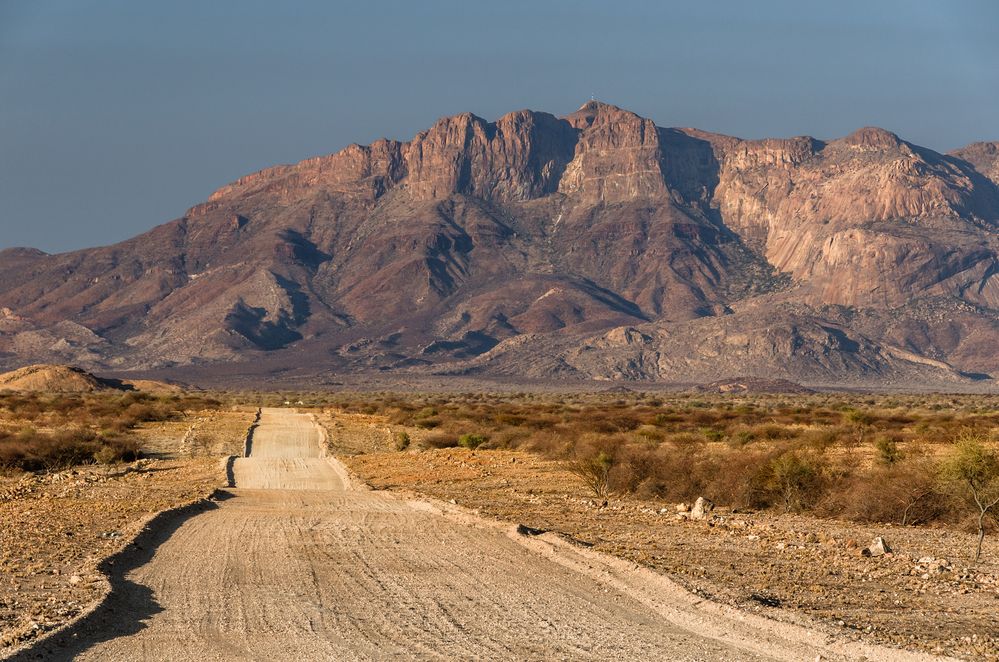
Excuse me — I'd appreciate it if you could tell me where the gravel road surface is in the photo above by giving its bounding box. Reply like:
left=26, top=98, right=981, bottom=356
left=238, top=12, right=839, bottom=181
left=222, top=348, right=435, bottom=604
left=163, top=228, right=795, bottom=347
left=9, top=409, right=945, bottom=661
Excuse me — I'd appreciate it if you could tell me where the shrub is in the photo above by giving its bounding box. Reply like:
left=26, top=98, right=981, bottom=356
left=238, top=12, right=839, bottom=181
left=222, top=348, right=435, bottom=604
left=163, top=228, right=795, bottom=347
left=493, top=413, right=526, bottom=426
left=458, top=433, right=487, bottom=449
left=653, top=412, right=682, bottom=426
left=799, top=427, right=842, bottom=451
left=0, top=428, right=140, bottom=471
left=701, top=428, right=725, bottom=442
left=423, top=433, right=458, bottom=449
left=941, top=432, right=999, bottom=561
left=568, top=450, right=615, bottom=499
left=94, top=444, right=122, bottom=465
left=754, top=424, right=799, bottom=441
left=670, top=432, right=704, bottom=445
left=874, top=434, right=903, bottom=466
left=730, top=429, right=756, bottom=447
left=765, top=451, right=825, bottom=512
left=824, top=456, right=947, bottom=526
left=606, top=444, right=661, bottom=495
left=635, top=426, right=666, bottom=443
left=393, top=431, right=410, bottom=451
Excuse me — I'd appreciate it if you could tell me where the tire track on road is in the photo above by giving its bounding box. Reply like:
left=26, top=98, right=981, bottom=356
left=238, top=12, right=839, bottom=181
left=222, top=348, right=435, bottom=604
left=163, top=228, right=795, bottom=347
left=9, top=408, right=948, bottom=661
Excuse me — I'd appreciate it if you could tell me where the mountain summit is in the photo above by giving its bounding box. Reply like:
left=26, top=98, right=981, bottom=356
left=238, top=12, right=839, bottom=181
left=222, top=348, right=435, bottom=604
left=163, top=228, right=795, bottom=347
left=1, top=103, right=996, bottom=387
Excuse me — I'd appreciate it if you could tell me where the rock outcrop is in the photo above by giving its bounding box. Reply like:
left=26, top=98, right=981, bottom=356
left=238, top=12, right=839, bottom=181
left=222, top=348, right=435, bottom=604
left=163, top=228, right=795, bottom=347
left=0, top=102, right=996, bottom=388
left=0, top=364, right=179, bottom=392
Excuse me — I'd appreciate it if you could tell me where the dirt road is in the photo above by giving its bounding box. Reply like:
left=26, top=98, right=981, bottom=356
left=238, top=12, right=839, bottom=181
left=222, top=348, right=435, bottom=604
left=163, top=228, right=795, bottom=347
left=10, top=409, right=944, bottom=661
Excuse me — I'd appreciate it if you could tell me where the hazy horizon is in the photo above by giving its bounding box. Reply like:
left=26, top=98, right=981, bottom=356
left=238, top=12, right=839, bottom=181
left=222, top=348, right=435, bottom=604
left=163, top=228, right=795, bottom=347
left=2, top=0, right=997, bottom=253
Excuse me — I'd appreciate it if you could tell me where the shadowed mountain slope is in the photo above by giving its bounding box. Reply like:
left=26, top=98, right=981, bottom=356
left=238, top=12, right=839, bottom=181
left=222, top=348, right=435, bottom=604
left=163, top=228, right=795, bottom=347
left=1, top=102, right=996, bottom=388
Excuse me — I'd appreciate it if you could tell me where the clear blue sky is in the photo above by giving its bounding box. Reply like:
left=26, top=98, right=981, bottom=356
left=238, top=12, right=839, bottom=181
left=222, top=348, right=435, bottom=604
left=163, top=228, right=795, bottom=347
left=1, top=0, right=996, bottom=253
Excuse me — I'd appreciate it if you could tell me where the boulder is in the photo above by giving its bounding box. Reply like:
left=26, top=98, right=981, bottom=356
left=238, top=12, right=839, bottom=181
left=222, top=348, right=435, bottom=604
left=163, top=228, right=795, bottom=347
left=691, top=496, right=715, bottom=520
left=861, top=536, right=892, bottom=557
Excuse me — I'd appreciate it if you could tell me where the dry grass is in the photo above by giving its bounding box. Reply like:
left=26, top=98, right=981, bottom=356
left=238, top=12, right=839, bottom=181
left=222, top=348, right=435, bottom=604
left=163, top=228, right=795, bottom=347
left=312, top=390, right=999, bottom=531
left=0, top=391, right=224, bottom=472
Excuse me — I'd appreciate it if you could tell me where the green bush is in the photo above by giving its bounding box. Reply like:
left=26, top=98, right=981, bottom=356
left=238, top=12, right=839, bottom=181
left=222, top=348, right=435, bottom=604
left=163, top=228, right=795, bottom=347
left=458, top=433, right=487, bottom=449
left=941, top=432, right=999, bottom=561
left=875, top=434, right=903, bottom=465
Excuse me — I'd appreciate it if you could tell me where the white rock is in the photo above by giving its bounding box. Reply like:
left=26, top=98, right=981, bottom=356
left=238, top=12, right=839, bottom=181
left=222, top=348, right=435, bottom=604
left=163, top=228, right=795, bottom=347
left=691, top=496, right=714, bottom=520
left=861, top=536, right=891, bottom=557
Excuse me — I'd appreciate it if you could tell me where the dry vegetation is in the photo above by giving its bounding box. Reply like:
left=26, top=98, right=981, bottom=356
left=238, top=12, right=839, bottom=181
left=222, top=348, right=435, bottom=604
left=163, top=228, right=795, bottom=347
left=0, top=391, right=245, bottom=654
left=2, top=387, right=997, bottom=659
left=315, top=391, right=999, bottom=536
left=0, top=391, right=223, bottom=472
left=311, top=390, right=999, bottom=660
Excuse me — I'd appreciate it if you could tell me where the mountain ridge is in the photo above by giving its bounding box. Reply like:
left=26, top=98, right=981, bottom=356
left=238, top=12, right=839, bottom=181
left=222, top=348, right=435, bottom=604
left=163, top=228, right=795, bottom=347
left=1, top=101, right=996, bottom=389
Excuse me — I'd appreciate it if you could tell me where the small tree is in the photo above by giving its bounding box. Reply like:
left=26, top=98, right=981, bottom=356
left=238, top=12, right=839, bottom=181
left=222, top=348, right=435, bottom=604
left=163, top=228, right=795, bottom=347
left=874, top=434, right=903, bottom=466
left=942, top=432, right=999, bottom=561
left=568, top=451, right=615, bottom=499
left=846, top=409, right=874, bottom=446
left=897, top=455, right=942, bottom=526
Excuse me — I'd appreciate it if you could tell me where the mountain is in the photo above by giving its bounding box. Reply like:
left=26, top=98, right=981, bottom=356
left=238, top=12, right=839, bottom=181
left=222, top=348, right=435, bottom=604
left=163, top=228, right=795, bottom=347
left=1, top=101, right=996, bottom=388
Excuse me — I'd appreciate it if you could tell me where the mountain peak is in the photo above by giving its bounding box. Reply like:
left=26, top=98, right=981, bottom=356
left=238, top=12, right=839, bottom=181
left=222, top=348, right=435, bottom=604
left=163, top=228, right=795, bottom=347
left=576, top=99, right=616, bottom=112
left=842, top=126, right=902, bottom=149
left=0, top=103, right=996, bottom=388
left=564, top=100, right=642, bottom=130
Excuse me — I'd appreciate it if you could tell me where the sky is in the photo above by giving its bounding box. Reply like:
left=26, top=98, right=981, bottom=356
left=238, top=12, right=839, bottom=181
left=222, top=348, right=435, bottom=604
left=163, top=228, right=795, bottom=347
left=1, top=0, right=997, bottom=253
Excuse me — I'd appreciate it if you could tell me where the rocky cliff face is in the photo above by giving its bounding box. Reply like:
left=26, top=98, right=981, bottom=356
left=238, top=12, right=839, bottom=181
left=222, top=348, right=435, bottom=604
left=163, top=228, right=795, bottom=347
left=951, top=142, right=999, bottom=187
left=0, top=101, right=996, bottom=388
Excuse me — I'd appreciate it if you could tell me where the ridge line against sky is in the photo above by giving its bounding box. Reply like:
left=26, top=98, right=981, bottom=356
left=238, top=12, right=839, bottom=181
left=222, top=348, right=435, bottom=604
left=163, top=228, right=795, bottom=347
left=1, top=0, right=997, bottom=253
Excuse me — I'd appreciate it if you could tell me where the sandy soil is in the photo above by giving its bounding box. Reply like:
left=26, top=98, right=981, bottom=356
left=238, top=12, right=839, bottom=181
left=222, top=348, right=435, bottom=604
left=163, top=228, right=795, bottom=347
left=0, top=407, right=255, bottom=655
left=11, top=408, right=948, bottom=661
left=325, top=411, right=998, bottom=661
left=0, top=458, right=220, bottom=653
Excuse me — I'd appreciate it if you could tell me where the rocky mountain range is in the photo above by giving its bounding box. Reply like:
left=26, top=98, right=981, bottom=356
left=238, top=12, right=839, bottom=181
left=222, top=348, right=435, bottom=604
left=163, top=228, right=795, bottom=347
left=1, top=101, right=997, bottom=388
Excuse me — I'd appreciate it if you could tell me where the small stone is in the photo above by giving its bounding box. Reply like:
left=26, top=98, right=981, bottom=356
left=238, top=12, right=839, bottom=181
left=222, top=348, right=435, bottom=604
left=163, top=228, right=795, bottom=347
left=928, top=559, right=951, bottom=575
